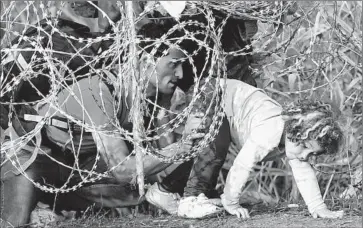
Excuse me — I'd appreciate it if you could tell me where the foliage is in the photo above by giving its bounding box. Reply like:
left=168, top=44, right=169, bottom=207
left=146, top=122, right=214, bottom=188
left=225, top=1, right=362, bottom=203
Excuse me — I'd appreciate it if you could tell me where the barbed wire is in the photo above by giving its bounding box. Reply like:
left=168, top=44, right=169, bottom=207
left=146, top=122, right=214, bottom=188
left=1, top=1, right=361, bottom=195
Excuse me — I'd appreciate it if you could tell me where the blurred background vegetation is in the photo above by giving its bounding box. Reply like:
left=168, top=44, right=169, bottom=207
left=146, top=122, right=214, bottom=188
left=239, top=1, right=362, bottom=208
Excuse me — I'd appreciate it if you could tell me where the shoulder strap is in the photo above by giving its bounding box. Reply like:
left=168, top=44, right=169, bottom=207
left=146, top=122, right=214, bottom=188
left=102, top=70, right=128, bottom=125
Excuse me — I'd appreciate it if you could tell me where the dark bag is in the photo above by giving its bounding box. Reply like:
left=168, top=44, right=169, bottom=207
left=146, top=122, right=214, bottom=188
left=0, top=18, right=113, bottom=136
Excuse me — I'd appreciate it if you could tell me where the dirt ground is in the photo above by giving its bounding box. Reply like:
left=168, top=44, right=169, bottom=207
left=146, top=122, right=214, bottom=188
left=51, top=203, right=361, bottom=228
left=52, top=213, right=362, bottom=228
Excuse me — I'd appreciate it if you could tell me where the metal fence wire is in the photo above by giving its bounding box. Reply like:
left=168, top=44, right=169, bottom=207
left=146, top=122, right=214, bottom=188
left=1, top=1, right=361, bottom=200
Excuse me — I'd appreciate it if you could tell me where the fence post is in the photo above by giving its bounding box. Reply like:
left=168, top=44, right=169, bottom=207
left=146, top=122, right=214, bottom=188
left=125, top=1, right=145, bottom=197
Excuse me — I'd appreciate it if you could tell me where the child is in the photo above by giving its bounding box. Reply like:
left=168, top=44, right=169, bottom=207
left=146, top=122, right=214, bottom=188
left=218, top=78, right=344, bottom=219
left=146, top=77, right=345, bottom=219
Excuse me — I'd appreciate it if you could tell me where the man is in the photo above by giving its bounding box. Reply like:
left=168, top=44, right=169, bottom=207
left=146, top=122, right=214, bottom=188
left=0, top=23, right=228, bottom=227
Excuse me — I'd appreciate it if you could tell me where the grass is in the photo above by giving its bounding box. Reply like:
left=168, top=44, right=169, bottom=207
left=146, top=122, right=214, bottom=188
left=221, top=0, right=362, bottom=205
left=41, top=199, right=362, bottom=228
left=54, top=214, right=361, bottom=228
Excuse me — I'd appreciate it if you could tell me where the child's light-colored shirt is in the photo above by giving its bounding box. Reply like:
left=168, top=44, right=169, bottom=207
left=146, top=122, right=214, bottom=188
left=220, top=79, right=284, bottom=161
left=220, top=79, right=326, bottom=214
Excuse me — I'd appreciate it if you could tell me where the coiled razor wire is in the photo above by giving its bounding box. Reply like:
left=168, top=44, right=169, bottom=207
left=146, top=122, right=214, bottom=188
left=0, top=1, right=297, bottom=193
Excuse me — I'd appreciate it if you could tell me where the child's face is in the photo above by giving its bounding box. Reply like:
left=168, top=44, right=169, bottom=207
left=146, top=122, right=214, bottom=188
left=285, top=135, right=324, bottom=161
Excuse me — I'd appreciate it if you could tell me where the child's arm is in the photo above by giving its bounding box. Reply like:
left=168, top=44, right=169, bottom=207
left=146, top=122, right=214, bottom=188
left=221, top=111, right=284, bottom=219
left=221, top=139, right=265, bottom=219
left=289, top=159, right=344, bottom=218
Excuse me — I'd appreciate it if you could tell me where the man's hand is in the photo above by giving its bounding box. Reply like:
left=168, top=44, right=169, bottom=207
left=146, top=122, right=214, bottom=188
left=221, top=194, right=250, bottom=219
left=163, top=131, right=204, bottom=154
left=184, top=112, right=209, bottom=135
left=312, top=208, right=344, bottom=219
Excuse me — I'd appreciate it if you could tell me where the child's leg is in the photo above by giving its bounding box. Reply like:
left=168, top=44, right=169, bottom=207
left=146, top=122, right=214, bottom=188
left=158, top=161, right=193, bottom=196
left=157, top=116, right=230, bottom=198
left=183, top=116, right=231, bottom=198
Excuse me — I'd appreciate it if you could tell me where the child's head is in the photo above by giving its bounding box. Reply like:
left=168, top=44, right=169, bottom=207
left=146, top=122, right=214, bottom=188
left=282, top=100, right=344, bottom=161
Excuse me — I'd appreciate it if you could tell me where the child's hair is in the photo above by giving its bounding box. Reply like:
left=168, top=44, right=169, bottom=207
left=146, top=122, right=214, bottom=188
left=282, top=100, right=344, bottom=155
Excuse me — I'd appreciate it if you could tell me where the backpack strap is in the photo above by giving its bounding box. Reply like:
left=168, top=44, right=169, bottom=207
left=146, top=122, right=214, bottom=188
left=23, top=114, right=90, bottom=135
left=102, top=70, right=129, bottom=126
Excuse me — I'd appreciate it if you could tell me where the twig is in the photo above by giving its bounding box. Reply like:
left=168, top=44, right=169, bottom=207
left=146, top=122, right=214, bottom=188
left=323, top=172, right=335, bottom=200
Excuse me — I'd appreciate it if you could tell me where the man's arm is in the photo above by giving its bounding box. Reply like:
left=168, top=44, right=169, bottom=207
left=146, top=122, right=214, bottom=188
left=92, top=131, right=191, bottom=183
left=154, top=108, right=175, bottom=149
left=92, top=110, right=205, bottom=183
left=288, top=159, right=344, bottom=218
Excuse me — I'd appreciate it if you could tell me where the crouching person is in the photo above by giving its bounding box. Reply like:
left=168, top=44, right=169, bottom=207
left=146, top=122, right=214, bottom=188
left=148, top=77, right=346, bottom=220
left=0, top=23, right=225, bottom=227
left=217, top=78, right=345, bottom=219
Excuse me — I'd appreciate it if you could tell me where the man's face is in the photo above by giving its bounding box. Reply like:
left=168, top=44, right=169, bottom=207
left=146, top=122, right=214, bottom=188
left=285, top=136, right=324, bottom=162
left=147, top=48, right=185, bottom=95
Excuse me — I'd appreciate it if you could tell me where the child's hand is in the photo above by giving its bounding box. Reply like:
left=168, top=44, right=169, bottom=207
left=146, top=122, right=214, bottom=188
left=221, top=194, right=250, bottom=219
left=312, top=208, right=344, bottom=219
left=224, top=204, right=250, bottom=219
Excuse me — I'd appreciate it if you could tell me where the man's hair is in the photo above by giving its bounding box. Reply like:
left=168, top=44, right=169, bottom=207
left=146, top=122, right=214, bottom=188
left=282, top=100, right=344, bottom=155
left=137, top=22, right=186, bottom=58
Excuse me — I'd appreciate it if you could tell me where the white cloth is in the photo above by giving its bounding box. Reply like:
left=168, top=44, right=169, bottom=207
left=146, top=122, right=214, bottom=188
left=159, top=1, right=186, bottom=20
